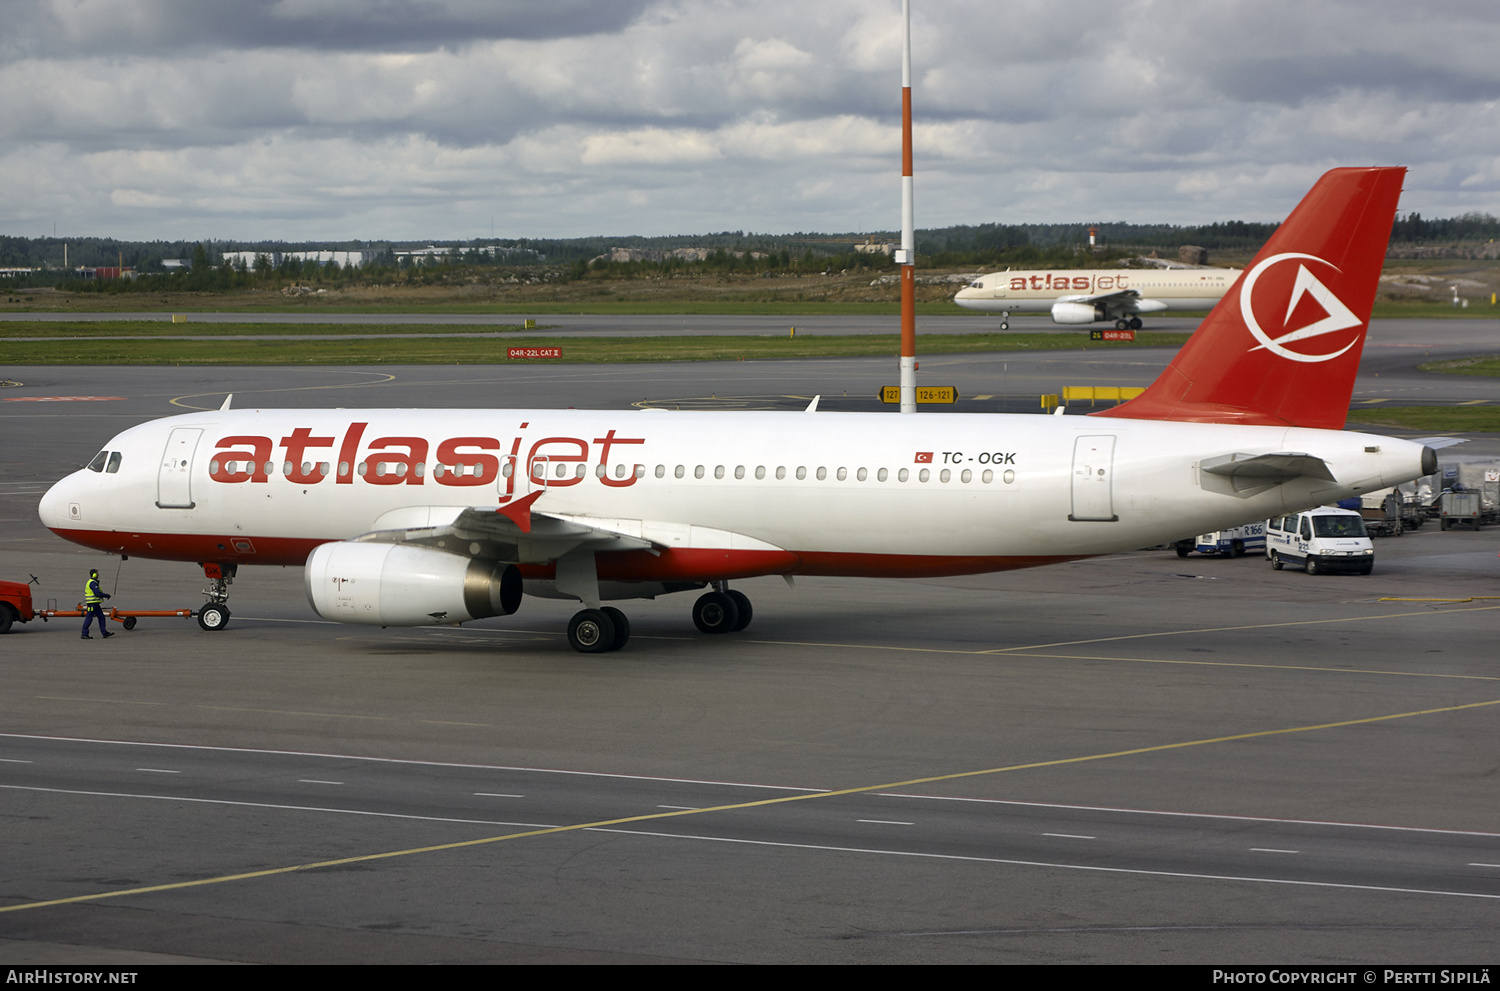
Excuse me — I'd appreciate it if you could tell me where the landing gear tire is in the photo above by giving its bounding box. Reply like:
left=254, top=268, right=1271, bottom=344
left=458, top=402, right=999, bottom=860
left=1115, top=318, right=1129, bottom=330
left=600, top=606, right=631, bottom=651
left=725, top=590, right=753, bottom=632
left=122, top=616, right=138, bottom=631
left=1174, top=542, right=1190, bottom=558
left=693, top=591, right=741, bottom=635
left=1270, top=551, right=1284, bottom=570
left=999, top=320, right=1009, bottom=331
left=568, top=609, right=616, bottom=653
left=197, top=604, right=230, bottom=631
left=1128, top=317, right=1143, bottom=330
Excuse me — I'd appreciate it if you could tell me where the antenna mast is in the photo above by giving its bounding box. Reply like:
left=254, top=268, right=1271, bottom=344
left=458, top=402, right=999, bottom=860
left=898, top=0, right=916, bottom=413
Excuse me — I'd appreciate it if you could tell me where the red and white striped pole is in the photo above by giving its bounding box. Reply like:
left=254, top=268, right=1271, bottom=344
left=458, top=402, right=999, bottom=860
left=898, top=0, right=916, bottom=413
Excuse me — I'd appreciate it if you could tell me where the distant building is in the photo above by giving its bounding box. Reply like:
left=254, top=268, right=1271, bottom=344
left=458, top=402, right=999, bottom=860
left=600, top=247, right=767, bottom=264
left=71, top=267, right=135, bottom=280
left=392, top=245, right=542, bottom=265
left=220, top=250, right=374, bottom=269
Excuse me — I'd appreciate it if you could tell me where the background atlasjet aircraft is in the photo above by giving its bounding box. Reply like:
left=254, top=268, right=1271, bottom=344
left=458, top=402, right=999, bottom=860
left=953, top=264, right=1236, bottom=330
left=40, top=168, right=1431, bottom=653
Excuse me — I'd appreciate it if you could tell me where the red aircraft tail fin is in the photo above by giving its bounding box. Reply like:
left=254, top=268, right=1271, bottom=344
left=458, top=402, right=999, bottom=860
left=1095, top=166, right=1405, bottom=430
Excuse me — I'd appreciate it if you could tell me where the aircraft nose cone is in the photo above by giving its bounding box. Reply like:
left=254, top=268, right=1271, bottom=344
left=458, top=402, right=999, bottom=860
left=38, top=475, right=73, bottom=530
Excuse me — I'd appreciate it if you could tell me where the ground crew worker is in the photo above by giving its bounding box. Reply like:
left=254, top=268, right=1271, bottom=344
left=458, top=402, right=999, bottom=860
left=82, top=568, right=113, bottom=640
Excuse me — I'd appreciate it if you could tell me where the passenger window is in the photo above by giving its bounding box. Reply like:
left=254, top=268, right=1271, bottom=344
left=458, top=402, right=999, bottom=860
left=755, top=466, right=765, bottom=480
left=87, top=451, right=108, bottom=472
left=816, top=467, right=827, bottom=481
left=898, top=469, right=909, bottom=482
left=775, top=466, right=785, bottom=480
left=796, top=467, right=806, bottom=480
left=655, top=465, right=665, bottom=478
left=675, top=465, right=685, bottom=479
left=106, top=452, right=122, bottom=473
left=695, top=465, right=705, bottom=479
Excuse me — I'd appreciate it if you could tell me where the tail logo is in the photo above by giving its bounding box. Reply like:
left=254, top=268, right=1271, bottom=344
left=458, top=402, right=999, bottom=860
left=1240, top=252, right=1363, bottom=363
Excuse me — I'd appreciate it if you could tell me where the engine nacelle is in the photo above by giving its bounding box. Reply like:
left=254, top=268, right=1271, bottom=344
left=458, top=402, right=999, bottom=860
left=305, top=542, right=522, bottom=626
left=1050, top=301, right=1103, bottom=324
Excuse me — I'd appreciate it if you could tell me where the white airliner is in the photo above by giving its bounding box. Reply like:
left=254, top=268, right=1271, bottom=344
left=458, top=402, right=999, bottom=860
left=953, top=265, right=1236, bottom=330
left=39, top=167, right=1431, bottom=653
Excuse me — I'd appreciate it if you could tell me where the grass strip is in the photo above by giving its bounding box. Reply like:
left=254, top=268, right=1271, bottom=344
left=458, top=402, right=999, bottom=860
left=1418, top=356, right=1500, bottom=377
left=0, top=321, right=528, bottom=339
left=0, top=332, right=1191, bottom=365
left=1346, top=406, right=1500, bottom=432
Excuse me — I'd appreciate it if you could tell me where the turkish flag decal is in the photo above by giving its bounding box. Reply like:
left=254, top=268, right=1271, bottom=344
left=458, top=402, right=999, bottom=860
left=914, top=452, right=933, bottom=464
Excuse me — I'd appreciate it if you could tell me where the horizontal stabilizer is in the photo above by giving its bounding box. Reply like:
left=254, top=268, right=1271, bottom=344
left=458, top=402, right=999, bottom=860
left=1409, top=436, right=1468, bottom=451
left=1201, top=452, right=1336, bottom=483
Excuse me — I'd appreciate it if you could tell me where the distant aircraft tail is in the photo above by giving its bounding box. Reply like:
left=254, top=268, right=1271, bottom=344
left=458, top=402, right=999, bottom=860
left=1095, top=166, right=1405, bottom=430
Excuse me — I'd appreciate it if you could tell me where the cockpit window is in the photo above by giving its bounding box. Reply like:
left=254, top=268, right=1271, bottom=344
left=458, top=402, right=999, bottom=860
left=87, top=451, right=109, bottom=472
left=106, top=452, right=123, bottom=474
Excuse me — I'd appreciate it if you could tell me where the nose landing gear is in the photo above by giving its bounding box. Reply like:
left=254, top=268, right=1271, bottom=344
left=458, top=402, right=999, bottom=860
left=197, top=562, right=235, bottom=631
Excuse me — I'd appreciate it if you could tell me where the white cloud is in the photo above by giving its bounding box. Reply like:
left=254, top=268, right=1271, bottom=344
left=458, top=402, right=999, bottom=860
left=3, top=0, right=1500, bottom=239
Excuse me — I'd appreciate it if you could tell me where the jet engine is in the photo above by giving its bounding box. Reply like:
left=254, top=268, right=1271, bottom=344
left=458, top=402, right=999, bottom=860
left=1050, top=301, right=1103, bottom=324
left=305, top=542, right=522, bottom=626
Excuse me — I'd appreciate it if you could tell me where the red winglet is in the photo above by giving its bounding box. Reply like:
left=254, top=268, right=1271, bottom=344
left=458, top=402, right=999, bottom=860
left=496, top=490, right=543, bottom=534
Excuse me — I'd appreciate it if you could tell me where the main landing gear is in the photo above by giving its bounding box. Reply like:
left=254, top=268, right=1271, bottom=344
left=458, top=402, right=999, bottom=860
left=563, top=583, right=754, bottom=654
left=197, top=562, right=235, bottom=631
left=692, top=586, right=752, bottom=634
left=1114, top=317, right=1143, bottom=331
left=566, top=606, right=631, bottom=654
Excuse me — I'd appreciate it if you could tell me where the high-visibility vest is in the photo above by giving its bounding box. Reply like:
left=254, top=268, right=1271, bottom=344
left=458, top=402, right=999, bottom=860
left=84, top=579, right=102, bottom=606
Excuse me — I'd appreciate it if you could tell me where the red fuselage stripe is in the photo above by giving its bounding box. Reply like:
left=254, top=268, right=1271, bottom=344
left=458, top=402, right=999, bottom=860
left=46, top=527, right=1082, bottom=580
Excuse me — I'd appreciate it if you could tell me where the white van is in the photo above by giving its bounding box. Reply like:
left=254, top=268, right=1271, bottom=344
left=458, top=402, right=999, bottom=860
left=1265, top=508, right=1374, bottom=575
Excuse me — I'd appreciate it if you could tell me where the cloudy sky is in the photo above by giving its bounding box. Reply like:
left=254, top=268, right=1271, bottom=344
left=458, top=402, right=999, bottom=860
left=4, top=0, right=1499, bottom=242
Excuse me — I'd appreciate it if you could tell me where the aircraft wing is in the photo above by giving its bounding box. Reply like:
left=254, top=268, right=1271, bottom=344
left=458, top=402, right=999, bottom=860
left=345, top=497, right=791, bottom=564
left=347, top=501, right=655, bottom=564
left=1057, top=289, right=1140, bottom=306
